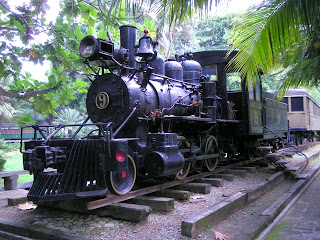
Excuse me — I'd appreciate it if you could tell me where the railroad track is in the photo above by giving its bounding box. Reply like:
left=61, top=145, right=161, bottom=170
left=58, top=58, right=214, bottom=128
left=86, top=142, right=319, bottom=209
left=87, top=156, right=264, bottom=210
left=0, top=142, right=318, bottom=240
left=40, top=155, right=265, bottom=212
left=42, top=142, right=317, bottom=212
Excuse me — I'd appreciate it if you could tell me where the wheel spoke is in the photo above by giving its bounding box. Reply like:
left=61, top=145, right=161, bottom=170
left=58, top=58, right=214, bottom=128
left=108, top=155, right=136, bottom=195
left=176, top=136, right=191, bottom=180
left=204, top=136, right=219, bottom=172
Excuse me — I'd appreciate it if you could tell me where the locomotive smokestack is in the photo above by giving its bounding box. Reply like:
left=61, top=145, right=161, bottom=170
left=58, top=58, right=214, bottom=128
left=119, top=25, right=137, bottom=71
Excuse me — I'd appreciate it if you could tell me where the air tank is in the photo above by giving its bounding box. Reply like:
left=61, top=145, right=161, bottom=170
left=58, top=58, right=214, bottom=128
left=150, top=53, right=165, bottom=81
left=165, top=59, right=183, bottom=81
left=181, top=59, right=202, bottom=84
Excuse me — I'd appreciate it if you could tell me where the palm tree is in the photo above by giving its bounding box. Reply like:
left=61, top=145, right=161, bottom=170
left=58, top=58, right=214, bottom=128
left=104, top=0, right=220, bottom=25
left=228, top=0, right=320, bottom=94
left=52, top=108, right=85, bottom=136
left=112, top=0, right=319, bottom=95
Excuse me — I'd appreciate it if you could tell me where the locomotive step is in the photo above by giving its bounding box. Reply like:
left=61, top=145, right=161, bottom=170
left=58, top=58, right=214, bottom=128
left=265, top=153, right=283, bottom=158
left=294, top=174, right=308, bottom=179
left=284, top=166, right=300, bottom=172
left=294, top=174, right=308, bottom=180
left=256, top=146, right=273, bottom=151
left=275, top=159, right=291, bottom=165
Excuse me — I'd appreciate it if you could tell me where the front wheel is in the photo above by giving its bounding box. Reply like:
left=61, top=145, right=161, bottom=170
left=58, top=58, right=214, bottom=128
left=107, top=155, right=136, bottom=195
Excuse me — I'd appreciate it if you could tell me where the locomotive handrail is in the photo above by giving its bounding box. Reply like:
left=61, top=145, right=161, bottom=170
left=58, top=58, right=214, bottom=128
left=150, top=72, right=200, bottom=88
left=264, top=125, right=309, bottom=173
left=20, top=124, right=53, bottom=152
left=71, top=116, right=90, bottom=138
left=113, top=107, right=137, bottom=137
left=19, top=122, right=114, bottom=152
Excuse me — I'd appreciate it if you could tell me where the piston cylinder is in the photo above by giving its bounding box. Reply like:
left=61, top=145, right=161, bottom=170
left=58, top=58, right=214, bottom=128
left=144, top=133, right=184, bottom=177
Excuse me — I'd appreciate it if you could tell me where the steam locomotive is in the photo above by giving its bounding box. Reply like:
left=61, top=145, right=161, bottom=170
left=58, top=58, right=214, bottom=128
left=22, top=25, right=288, bottom=203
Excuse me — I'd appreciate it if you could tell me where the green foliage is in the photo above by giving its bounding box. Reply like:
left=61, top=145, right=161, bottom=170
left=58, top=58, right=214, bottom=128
left=0, top=153, right=6, bottom=172
left=52, top=108, right=85, bottom=136
left=172, top=23, right=200, bottom=55
left=163, top=13, right=238, bottom=59
left=0, top=139, right=9, bottom=170
left=196, top=13, right=237, bottom=50
left=228, top=0, right=320, bottom=95
left=0, top=149, right=33, bottom=187
left=226, top=73, right=242, bottom=91
left=0, top=0, right=176, bottom=125
left=0, top=0, right=90, bottom=124
left=53, top=108, right=84, bottom=125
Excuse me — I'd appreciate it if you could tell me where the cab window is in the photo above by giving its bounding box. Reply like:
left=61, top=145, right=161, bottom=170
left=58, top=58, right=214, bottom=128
left=202, top=64, right=217, bottom=81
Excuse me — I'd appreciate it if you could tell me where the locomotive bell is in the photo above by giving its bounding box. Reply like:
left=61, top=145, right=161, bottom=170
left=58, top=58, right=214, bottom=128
left=136, top=30, right=154, bottom=58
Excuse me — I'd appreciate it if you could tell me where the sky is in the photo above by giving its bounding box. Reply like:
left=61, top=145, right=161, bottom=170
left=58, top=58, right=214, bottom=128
left=22, top=0, right=263, bottom=81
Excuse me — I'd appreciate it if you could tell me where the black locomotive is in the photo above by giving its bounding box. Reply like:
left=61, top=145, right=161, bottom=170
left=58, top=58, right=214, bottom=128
left=22, top=25, right=288, bottom=203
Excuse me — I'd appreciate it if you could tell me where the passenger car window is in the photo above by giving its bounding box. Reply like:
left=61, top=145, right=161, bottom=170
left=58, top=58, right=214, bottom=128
left=281, top=97, right=288, bottom=105
left=291, top=97, right=304, bottom=111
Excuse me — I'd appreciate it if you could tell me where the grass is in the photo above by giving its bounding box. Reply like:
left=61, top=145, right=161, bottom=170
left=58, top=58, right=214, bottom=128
left=0, top=147, right=33, bottom=189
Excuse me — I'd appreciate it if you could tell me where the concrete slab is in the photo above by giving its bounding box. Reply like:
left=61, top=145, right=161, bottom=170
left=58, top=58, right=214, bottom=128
left=7, top=195, right=28, bottom=206
left=257, top=161, right=320, bottom=240
left=0, top=189, right=29, bottom=201
left=265, top=153, right=282, bottom=158
left=180, top=170, right=288, bottom=238
left=181, top=192, right=247, bottom=238
left=0, top=217, right=85, bottom=240
left=256, top=146, right=273, bottom=151
left=246, top=172, right=285, bottom=203
left=260, top=192, right=292, bottom=216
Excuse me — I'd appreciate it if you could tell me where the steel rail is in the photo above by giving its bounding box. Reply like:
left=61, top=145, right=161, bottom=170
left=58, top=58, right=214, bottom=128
left=86, top=156, right=263, bottom=210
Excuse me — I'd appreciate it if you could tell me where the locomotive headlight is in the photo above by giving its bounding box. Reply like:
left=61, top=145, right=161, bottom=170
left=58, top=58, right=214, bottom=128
left=81, top=46, right=94, bottom=58
left=79, top=36, right=114, bottom=61
left=79, top=36, right=98, bottom=60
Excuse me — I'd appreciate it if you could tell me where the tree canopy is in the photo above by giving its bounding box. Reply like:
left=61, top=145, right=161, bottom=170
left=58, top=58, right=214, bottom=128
left=0, top=0, right=223, bottom=125
left=228, top=0, right=320, bottom=95
left=1, top=0, right=319, bottom=125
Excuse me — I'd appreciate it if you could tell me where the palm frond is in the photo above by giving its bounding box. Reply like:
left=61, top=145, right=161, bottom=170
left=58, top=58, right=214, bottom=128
left=107, top=0, right=222, bottom=26
left=228, top=0, right=320, bottom=91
